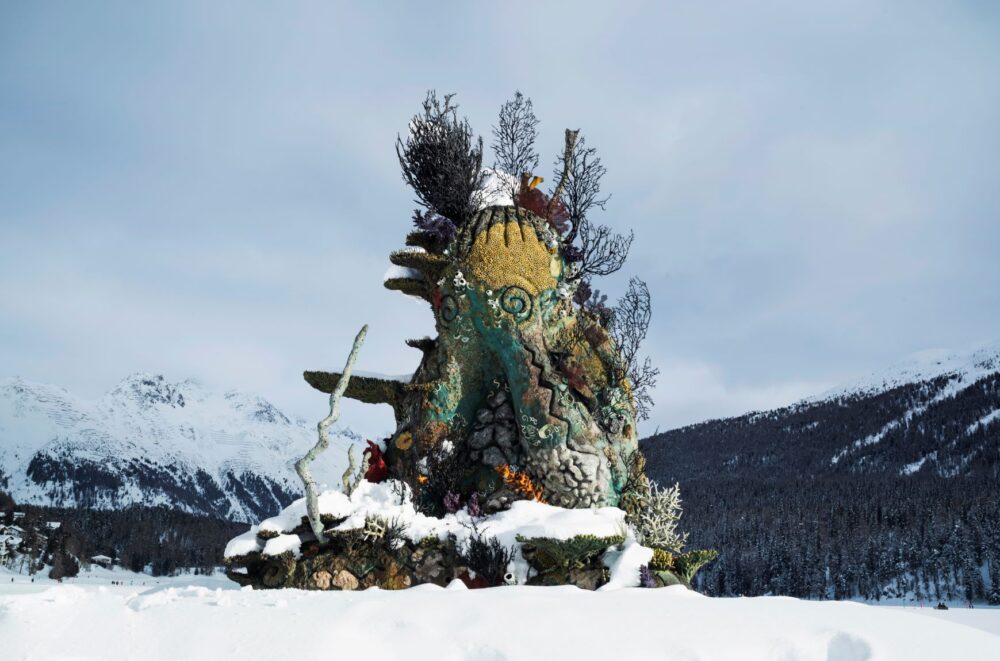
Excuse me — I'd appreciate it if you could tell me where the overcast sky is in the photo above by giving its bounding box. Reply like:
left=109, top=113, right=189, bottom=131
left=2, top=1, right=998, bottom=439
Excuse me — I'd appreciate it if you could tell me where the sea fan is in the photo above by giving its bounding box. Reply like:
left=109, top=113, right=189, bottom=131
left=412, top=209, right=457, bottom=243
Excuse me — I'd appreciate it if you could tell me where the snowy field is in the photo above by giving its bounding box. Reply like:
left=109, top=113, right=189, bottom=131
left=1, top=569, right=999, bottom=660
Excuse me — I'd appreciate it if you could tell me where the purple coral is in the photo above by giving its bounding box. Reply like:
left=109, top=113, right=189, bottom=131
left=412, top=209, right=457, bottom=243
left=639, top=564, right=657, bottom=588
left=562, top=244, right=584, bottom=263
left=443, top=491, right=462, bottom=514
left=466, top=492, right=481, bottom=518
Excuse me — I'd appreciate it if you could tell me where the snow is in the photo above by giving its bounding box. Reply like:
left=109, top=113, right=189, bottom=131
left=824, top=343, right=1000, bottom=467
left=353, top=370, right=414, bottom=382
left=382, top=264, right=423, bottom=282
left=900, top=454, right=931, bottom=475
left=1, top=574, right=998, bottom=660
left=228, top=480, right=635, bottom=586
left=896, top=606, right=1000, bottom=638
left=967, top=408, right=1000, bottom=434
left=477, top=167, right=518, bottom=208
left=809, top=342, right=1000, bottom=403
left=0, top=374, right=356, bottom=521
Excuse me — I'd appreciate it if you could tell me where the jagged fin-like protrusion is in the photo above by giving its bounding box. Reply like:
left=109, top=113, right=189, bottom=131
left=406, top=337, right=438, bottom=354
left=405, top=229, right=443, bottom=253
left=383, top=277, right=431, bottom=302
left=389, top=249, right=448, bottom=280
left=304, top=371, right=403, bottom=408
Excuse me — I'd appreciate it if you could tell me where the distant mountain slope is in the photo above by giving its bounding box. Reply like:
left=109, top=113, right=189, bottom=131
left=0, top=374, right=353, bottom=522
left=639, top=344, right=1000, bottom=602
left=642, top=344, right=1000, bottom=483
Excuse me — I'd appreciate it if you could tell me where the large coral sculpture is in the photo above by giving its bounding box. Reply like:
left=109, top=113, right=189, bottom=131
left=306, top=206, right=639, bottom=511
left=304, top=91, right=647, bottom=512
left=223, top=93, right=720, bottom=593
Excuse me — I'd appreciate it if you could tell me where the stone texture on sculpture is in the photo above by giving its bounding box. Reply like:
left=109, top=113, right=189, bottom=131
left=223, top=93, right=719, bottom=593
left=305, top=206, right=640, bottom=510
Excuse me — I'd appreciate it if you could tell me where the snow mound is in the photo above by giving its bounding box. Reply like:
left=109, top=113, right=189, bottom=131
left=226, top=480, right=641, bottom=587
left=2, top=579, right=999, bottom=660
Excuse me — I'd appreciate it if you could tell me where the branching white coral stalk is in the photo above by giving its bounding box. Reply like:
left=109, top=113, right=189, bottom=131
left=295, top=324, right=368, bottom=544
left=636, top=482, right=688, bottom=553
left=341, top=445, right=358, bottom=495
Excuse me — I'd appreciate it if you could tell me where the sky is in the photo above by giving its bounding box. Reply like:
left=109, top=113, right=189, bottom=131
left=1, top=1, right=999, bottom=439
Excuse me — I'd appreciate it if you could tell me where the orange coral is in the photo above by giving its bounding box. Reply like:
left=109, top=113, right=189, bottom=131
left=495, top=464, right=545, bottom=503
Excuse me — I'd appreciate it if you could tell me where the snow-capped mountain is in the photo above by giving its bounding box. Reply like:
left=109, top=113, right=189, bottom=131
left=640, top=344, right=1000, bottom=602
left=0, top=374, right=352, bottom=522
left=643, top=342, right=1000, bottom=482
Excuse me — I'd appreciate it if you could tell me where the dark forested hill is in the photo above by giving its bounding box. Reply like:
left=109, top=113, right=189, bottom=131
left=641, top=346, right=1000, bottom=603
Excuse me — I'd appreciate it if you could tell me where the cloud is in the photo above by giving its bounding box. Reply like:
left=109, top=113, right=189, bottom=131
left=1, top=1, right=999, bottom=436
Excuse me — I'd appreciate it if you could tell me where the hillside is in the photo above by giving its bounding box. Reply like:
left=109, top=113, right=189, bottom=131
left=641, top=344, right=1000, bottom=603
left=0, top=374, right=352, bottom=522
left=644, top=345, right=1000, bottom=483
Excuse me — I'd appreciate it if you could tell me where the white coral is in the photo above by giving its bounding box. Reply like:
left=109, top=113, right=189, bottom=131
left=633, top=482, right=688, bottom=553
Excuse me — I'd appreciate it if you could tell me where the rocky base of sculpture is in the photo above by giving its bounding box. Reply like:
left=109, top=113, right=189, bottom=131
left=224, top=480, right=716, bottom=591
left=225, top=531, right=623, bottom=591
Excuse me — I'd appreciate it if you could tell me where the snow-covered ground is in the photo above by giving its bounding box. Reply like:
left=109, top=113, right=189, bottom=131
left=1, top=570, right=998, bottom=661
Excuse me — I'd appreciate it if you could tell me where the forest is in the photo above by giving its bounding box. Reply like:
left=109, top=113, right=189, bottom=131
left=679, top=473, right=1000, bottom=604
left=643, top=369, right=1000, bottom=603
left=1, top=494, right=242, bottom=578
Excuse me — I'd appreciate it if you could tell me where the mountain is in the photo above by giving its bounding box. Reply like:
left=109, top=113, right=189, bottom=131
left=640, top=344, right=1000, bottom=603
left=0, top=374, right=351, bottom=523
left=643, top=344, right=1000, bottom=484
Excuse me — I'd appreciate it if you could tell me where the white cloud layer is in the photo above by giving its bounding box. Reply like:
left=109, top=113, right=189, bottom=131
left=1, top=2, right=998, bottom=436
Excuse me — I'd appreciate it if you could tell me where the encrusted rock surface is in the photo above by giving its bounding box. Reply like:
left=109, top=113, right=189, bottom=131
left=305, top=206, right=641, bottom=510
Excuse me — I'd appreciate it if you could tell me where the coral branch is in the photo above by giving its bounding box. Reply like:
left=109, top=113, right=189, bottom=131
left=547, top=128, right=579, bottom=219
left=296, top=325, right=368, bottom=545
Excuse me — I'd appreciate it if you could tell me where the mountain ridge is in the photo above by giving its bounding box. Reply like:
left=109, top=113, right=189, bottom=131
left=0, top=373, right=352, bottom=522
left=639, top=343, right=1000, bottom=602
left=643, top=342, right=1000, bottom=483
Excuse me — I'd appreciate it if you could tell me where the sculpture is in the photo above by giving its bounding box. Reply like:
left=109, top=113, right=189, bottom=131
left=223, top=92, right=719, bottom=593
left=304, top=96, right=648, bottom=513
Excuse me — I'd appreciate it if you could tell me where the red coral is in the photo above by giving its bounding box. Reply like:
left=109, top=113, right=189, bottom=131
left=514, top=187, right=570, bottom=235
left=363, top=440, right=389, bottom=483
left=458, top=569, right=490, bottom=590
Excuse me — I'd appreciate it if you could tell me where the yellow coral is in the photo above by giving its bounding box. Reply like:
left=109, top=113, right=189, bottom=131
left=395, top=431, right=413, bottom=450
left=465, top=221, right=559, bottom=295
left=649, top=548, right=675, bottom=571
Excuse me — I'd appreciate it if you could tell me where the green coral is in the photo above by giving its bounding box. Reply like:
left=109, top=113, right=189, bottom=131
left=517, top=534, right=623, bottom=589
left=649, top=548, right=674, bottom=572
left=646, top=548, right=718, bottom=589
left=672, top=549, right=719, bottom=584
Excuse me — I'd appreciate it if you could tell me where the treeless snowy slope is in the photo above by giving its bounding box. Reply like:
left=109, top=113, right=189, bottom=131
left=1, top=582, right=999, bottom=661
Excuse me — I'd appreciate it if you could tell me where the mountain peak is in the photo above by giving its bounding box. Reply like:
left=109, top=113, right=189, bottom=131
left=107, top=373, right=192, bottom=409
left=0, top=373, right=349, bottom=522
left=223, top=391, right=291, bottom=425
left=809, top=341, right=1000, bottom=403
